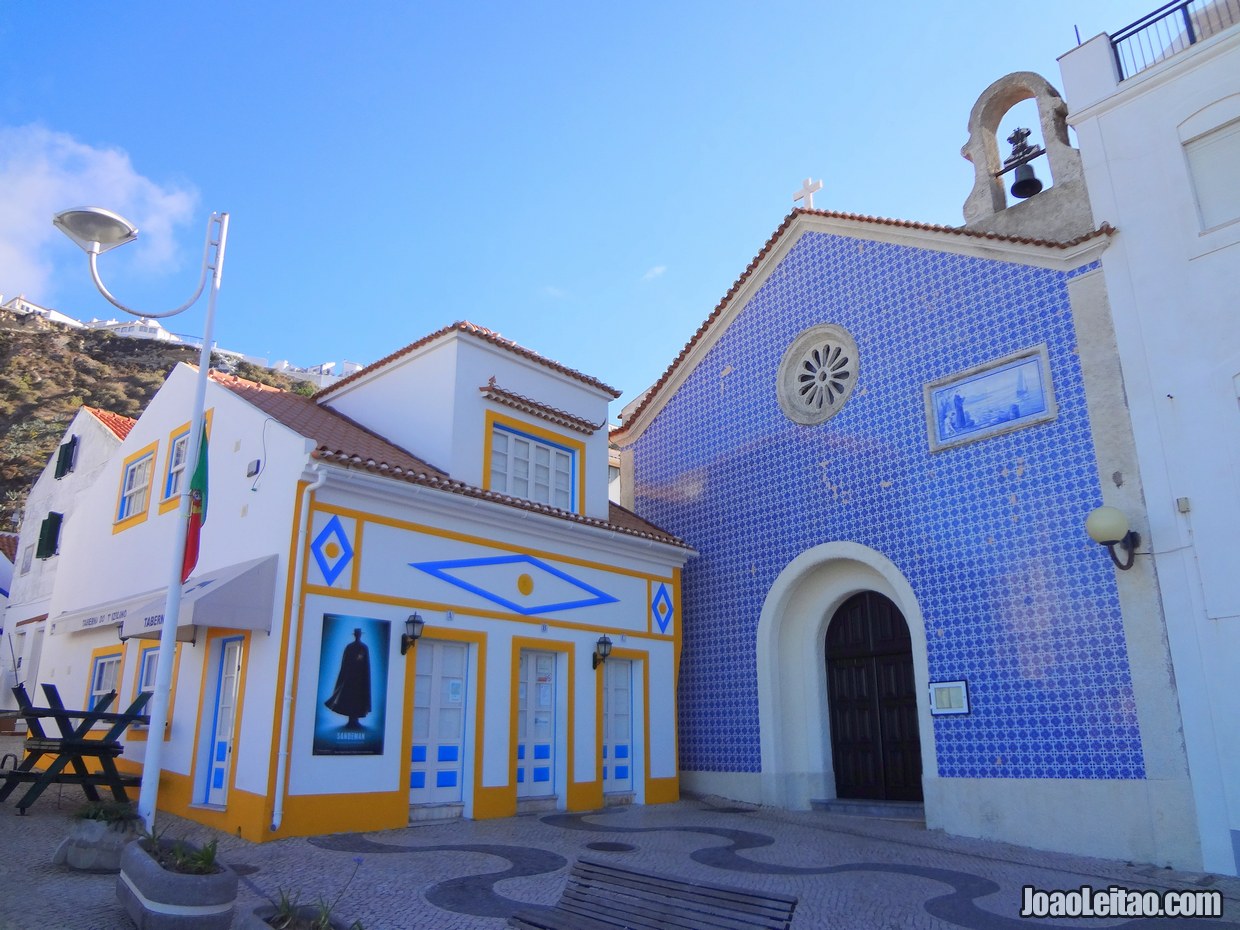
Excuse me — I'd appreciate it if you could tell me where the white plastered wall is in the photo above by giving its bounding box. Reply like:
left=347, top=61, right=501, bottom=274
left=1060, top=23, right=1240, bottom=874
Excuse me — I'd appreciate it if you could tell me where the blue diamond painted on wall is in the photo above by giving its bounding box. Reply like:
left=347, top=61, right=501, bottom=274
left=311, top=515, right=353, bottom=587
left=409, top=554, right=618, bottom=615
left=651, top=583, right=674, bottom=633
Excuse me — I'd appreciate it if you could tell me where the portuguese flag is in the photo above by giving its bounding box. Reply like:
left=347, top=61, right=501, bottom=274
left=181, top=426, right=209, bottom=583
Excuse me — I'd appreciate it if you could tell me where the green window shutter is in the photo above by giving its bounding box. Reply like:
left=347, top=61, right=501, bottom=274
left=36, top=512, right=63, bottom=559
left=54, top=436, right=78, bottom=479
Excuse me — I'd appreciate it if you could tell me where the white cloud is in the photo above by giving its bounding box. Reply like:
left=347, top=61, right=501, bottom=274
left=0, top=124, right=197, bottom=304
left=641, top=265, right=667, bottom=282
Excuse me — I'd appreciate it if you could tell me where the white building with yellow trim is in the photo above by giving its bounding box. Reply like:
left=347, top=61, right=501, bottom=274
left=29, top=322, right=692, bottom=841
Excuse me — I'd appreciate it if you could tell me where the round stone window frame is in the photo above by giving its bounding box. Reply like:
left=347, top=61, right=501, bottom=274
left=776, top=324, right=860, bottom=425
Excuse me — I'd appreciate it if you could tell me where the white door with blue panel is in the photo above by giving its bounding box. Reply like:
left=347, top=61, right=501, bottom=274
left=410, top=641, right=468, bottom=804
left=206, top=638, right=243, bottom=806
left=516, top=650, right=556, bottom=798
left=603, top=658, right=634, bottom=794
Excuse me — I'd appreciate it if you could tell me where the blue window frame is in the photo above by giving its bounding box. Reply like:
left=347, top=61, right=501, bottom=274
left=118, top=454, right=154, bottom=521
left=490, top=425, right=576, bottom=510
left=163, top=430, right=190, bottom=499
left=89, top=653, right=121, bottom=711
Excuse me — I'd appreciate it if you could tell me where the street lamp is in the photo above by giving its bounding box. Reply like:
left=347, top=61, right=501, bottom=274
left=54, top=206, right=229, bottom=831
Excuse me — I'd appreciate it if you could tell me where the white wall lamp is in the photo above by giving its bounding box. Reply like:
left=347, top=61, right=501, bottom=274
left=401, top=613, right=425, bottom=655
left=592, top=634, right=613, bottom=671
left=1085, top=506, right=1141, bottom=571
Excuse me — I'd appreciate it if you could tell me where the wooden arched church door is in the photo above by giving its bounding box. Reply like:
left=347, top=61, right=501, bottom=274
left=825, top=591, right=923, bottom=801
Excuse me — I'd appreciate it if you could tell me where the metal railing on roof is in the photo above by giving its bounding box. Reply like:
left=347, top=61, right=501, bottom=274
left=1112, top=0, right=1239, bottom=79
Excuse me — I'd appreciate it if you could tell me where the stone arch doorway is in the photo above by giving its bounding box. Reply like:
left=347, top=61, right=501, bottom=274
left=825, top=591, right=923, bottom=802
left=754, top=542, right=934, bottom=811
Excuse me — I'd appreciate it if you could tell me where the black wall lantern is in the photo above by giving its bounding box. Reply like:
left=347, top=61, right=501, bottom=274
left=592, top=634, right=613, bottom=670
left=401, top=613, right=425, bottom=655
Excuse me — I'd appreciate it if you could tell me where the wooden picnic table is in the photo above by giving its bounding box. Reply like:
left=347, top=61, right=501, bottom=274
left=0, top=683, right=151, bottom=814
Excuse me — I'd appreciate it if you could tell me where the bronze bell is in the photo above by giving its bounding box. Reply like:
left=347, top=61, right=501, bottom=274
left=1010, top=164, right=1043, bottom=199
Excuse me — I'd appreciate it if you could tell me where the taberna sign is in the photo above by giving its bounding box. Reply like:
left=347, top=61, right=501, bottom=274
left=136, top=605, right=166, bottom=632
left=49, top=594, right=159, bottom=636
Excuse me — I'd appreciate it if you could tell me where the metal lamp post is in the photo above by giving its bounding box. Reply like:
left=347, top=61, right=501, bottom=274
left=54, top=206, right=229, bottom=831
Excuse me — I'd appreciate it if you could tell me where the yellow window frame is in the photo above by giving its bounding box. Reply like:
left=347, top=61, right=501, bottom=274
left=158, top=409, right=214, bottom=515
left=126, top=641, right=182, bottom=741
left=113, top=440, right=159, bottom=533
left=483, top=411, right=586, bottom=514
left=86, top=644, right=125, bottom=715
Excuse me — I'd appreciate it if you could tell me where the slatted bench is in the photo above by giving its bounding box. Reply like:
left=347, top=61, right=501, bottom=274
left=508, top=857, right=798, bottom=930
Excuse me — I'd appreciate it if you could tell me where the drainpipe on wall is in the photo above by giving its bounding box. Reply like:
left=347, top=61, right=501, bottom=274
left=271, top=464, right=326, bottom=832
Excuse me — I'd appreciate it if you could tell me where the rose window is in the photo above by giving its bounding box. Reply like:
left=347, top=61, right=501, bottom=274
left=777, top=324, right=859, bottom=425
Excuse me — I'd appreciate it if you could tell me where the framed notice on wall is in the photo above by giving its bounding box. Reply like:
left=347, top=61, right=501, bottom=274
left=313, top=614, right=390, bottom=755
left=929, top=680, right=970, bottom=716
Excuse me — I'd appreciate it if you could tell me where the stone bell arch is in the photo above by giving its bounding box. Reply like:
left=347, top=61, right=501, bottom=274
left=961, top=71, right=1095, bottom=240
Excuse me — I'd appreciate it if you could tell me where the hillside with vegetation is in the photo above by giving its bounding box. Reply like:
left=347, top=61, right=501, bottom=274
left=0, top=318, right=313, bottom=529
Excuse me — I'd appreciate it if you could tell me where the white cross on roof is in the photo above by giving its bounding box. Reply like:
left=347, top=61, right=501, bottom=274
left=793, top=177, right=823, bottom=210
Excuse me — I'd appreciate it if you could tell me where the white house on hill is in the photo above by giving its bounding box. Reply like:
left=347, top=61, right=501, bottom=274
left=1, top=406, right=136, bottom=732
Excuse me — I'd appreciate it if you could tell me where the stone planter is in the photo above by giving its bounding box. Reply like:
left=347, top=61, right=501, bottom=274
left=237, top=903, right=352, bottom=930
left=116, top=840, right=238, bottom=930
left=53, top=818, right=139, bottom=872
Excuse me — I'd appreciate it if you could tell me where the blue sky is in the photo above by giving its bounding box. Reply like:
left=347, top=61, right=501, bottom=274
left=1, top=2, right=1157, bottom=411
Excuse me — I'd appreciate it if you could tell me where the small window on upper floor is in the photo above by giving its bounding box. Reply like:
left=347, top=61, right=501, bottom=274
left=1185, top=116, right=1240, bottom=231
left=115, top=445, right=158, bottom=531
left=54, top=435, right=78, bottom=479
left=490, top=424, right=576, bottom=511
left=163, top=431, right=189, bottom=500
left=36, top=512, right=62, bottom=559
left=20, top=544, right=34, bottom=575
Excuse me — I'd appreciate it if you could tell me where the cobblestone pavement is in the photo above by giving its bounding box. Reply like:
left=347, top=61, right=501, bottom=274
left=2, top=738, right=1238, bottom=929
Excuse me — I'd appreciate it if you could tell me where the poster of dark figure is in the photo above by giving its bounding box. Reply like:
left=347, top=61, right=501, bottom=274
left=313, top=614, right=389, bottom=755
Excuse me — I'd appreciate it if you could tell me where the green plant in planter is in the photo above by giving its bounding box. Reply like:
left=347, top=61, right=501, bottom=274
left=117, top=827, right=238, bottom=929
left=252, top=856, right=365, bottom=930
left=139, top=827, right=223, bottom=874
left=55, top=800, right=142, bottom=872
left=73, top=799, right=142, bottom=829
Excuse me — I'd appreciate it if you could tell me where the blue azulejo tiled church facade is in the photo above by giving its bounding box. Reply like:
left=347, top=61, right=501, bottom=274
left=616, top=209, right=1198, bottom=869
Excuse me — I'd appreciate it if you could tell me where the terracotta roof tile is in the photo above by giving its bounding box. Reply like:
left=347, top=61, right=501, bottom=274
left=0, top=532, right=18, bottom=563
left=84, top=406, right=137, bottom=441
left=480, top=380, right=607, bottom=435
left=605, top=502, right=684, bottom=546
left=314, top=321, right=621, bottom=401
left=614, top=209, right=1116, bottom=433
left=211, top=372, right=689, bottom=550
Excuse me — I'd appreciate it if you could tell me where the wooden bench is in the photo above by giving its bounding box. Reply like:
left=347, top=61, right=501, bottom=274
left=508, top=858, right=798, bottom=930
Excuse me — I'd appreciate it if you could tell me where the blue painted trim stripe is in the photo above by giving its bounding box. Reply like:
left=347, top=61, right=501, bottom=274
left=410, top=554, right=618, bottom=615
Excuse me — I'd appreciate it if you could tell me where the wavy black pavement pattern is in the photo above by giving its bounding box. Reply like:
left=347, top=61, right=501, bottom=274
left=310, top=812, right=1238, bottom=930
left=312, top=833, right=564, bottom=918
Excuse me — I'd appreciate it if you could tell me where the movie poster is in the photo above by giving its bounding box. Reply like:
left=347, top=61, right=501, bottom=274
left=313, top=614, right=390, bottom=755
